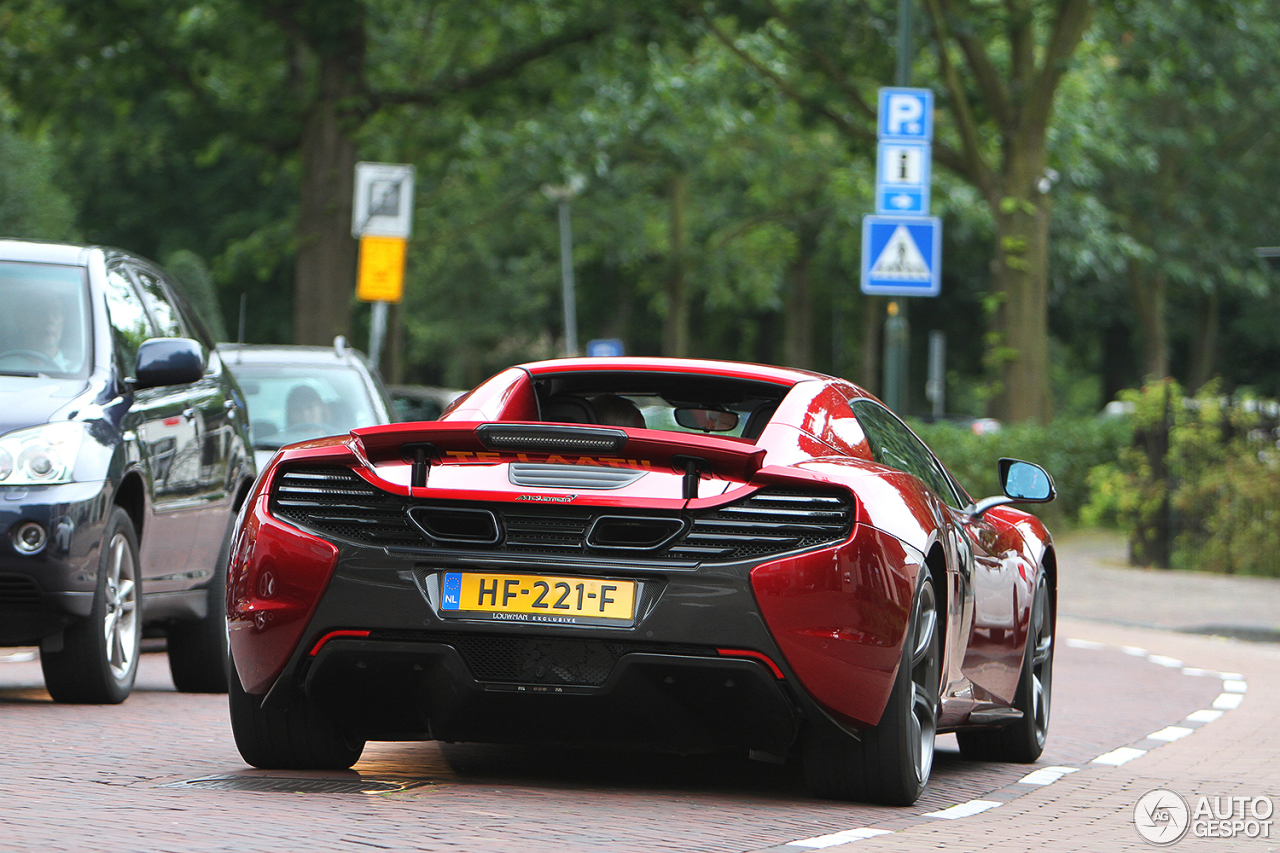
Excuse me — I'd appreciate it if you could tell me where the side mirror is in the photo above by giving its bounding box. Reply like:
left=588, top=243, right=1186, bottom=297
left=134, top=338, right=205, bottom=390
left=1000, top=458, right=1055, bottom=502
left=968, top=458, right=1055, bottom=517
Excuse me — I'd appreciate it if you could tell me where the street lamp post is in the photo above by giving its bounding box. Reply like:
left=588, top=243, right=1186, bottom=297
left=542, top=176, right=586, bottom=358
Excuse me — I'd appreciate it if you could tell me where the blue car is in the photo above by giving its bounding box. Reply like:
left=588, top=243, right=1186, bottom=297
left=0, top=239, right=256, bottom=703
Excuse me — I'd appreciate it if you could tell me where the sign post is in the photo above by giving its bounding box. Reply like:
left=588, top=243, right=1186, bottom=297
left=353, top=162, right=415, bottom=370
left=863, top=86, right=940, bottom=413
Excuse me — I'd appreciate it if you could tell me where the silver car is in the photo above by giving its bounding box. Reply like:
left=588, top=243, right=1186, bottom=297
left=223, top=338, right=393, bottom=471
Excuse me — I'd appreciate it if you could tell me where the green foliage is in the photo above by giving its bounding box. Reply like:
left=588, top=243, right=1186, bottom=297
left=911, top=415, right=1132, bottom=526
left=4, top=0, right=1280, bottom=411
left=163, top=249, right=228, bottom=341
left=1081, top=381, right=1280, bottom=576
left=0, top=127, right=78, bottom=240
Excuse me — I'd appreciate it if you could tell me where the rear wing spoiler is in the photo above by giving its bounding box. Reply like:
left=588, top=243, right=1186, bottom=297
left=351, top=421, right=767, bottom=496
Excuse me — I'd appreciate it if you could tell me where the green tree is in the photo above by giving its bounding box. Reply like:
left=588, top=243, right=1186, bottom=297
left=387, top=19, right=869, bottom=385
left=1065, top=0, right=1280, bottom=388
left=2, top=0, right=623, bottom=346
left=0, top=126, right=78, bottom=240
left=700, top=0, right=1094, bottom=422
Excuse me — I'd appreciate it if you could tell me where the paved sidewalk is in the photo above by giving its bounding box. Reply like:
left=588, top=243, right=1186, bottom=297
left=1056, top=528, right=1280, bottom=641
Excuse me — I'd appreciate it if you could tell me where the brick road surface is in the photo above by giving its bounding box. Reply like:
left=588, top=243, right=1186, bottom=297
left=1, top=530, right=1276, bottom=852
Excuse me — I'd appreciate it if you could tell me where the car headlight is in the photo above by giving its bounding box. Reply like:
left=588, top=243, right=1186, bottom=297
left=0, top=423, right=86, bottom=485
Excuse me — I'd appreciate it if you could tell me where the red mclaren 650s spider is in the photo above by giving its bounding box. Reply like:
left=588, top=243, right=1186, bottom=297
left=226, top=357, right=1057, bottom=805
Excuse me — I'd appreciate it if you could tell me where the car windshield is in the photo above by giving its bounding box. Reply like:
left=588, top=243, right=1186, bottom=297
left=235, top=363, right=382, bottom=450
left=0, top=262, right=92, bottom=379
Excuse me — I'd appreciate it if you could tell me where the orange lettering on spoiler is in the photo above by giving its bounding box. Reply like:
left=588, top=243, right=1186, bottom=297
left=443, top=451, right=651, bottom=469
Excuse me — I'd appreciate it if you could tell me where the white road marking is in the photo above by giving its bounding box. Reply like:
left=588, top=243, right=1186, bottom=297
left=923, top=800, right=1002, bottom=819
left=1147, top=655, right=1183, bottom=668
left=1064, top=638, right=1106, bottom=650
left=1213, top=692, right=1245, bottom=710
left=1222, top=679, right=1248, bottom=693
left=786, top=828, right=894, bottom=847
left=1091, top=747, right=1147, bottom=766
left=1186, top=709, right=1223, bottom=723
left=1121, top=646, right=1148, bottom=656
left=1147, top=726, right=1194, bottom=742
left=1016, top=766, right=1079, bottom=786
left=0, top=650, right=37, bottom=663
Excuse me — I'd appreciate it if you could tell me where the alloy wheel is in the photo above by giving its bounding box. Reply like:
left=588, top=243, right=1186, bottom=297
left=102, top=530, right=139, bottom=683
left=907, top=577, right=940, bottom=784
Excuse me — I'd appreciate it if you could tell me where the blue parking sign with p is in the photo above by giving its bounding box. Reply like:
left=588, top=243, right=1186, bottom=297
left=878, top=88, right=934, bottom=142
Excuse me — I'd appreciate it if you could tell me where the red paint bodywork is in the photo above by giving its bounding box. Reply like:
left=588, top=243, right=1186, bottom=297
left=227, top=490, right=340, bottom=694
left=751, top=524, right=919, bottom=728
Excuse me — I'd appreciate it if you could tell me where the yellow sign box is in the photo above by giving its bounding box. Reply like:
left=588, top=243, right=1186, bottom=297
left=356, top=235, right=406, bottom=303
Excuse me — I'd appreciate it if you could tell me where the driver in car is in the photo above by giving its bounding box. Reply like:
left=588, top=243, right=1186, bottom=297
left=592, top=394, right=646, bottom=428
left=11, top=292, right=72, bottom=372
left=285, top=385, right=330, bottom=432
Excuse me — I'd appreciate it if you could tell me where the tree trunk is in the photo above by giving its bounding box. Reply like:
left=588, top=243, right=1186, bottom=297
left=1187, top=288, right=1219, bottom=391
left=1128, top=260, right=1169, bottom=381
left=783, top=235, right=814, bottom=369
left=859, top=295, right=883, bottom=395
left=293, top=54, right=360, bottom=347
left=987, top=190, right=1053, bottom=424
left=663, top=171, right=690, bottom=357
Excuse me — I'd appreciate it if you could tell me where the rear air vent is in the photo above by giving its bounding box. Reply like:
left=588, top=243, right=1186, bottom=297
left=270, top=467, right=421, bottom=547
left=509, top=463, right=646, bottom=490
left=668, top=491, right=852, bottom=560
left=407, top=507, right=500, bottom=543
left=587, top=516, right=686, bottom=550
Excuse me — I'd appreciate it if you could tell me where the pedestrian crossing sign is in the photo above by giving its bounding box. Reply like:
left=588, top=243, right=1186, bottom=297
left=860, top=215, right=942, bottom=297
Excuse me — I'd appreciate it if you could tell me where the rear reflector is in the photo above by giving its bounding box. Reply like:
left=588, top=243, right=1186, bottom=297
left=309, top=630, right=372, bottom=656
left=717, top=648, right=785, bottom=679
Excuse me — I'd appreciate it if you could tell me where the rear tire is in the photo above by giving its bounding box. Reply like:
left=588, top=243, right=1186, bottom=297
left=167, top=513, right=235, bottom=693
left=803, top=570, right=941, bottom=805
left=957, top=568, right=1053, bottom=762
left=228, top=656, right=365, bottom=770
left=42, top=507, right=141, bottom=704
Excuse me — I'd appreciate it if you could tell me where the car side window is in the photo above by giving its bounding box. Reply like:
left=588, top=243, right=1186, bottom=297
left=103, top=267, right=157, bottom=379
left=849, top=400, right=962, bottom=508
left=128, top=268, right=186, bottom=338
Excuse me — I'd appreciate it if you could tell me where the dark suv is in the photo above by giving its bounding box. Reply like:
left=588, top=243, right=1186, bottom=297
left=0, top=239, right=256, bottom=703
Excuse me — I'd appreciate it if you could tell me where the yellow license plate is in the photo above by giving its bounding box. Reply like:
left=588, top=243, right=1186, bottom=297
left=440, top=572, right=637, bottom=625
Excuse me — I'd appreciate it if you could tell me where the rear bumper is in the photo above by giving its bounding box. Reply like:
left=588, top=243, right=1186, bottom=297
left=303, top=636, right=799, bottom=754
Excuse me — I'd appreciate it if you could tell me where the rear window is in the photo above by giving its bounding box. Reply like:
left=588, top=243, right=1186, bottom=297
left=531, top=372, right=788, bottom=441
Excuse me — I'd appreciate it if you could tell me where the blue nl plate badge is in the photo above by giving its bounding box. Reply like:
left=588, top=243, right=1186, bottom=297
left=442, top=572, right=462, bottom=610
